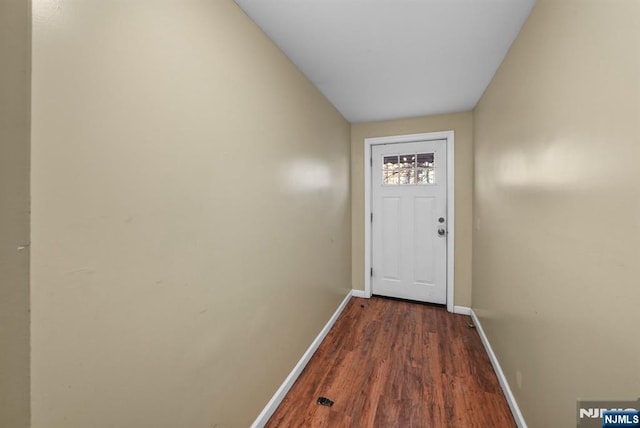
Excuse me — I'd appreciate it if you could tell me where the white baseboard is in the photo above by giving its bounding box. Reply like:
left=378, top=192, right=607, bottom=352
left=453, top=305, right=471, bottom=315
left=351, top=289, right=367, bottom=298
left=251, top=291, right=353, bottom=428
left=470, top=309, right=528, bottom=428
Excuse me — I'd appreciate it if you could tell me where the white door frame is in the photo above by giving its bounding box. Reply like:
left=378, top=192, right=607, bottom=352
left=364, top=131, right=455, bottom=313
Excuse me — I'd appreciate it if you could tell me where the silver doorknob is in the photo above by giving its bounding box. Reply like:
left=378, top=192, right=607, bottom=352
left=438, top=227, right=446, bottom=236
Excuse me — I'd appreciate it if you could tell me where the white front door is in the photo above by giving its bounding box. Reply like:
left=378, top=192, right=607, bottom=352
left=371, top=140, right=447, bottom=304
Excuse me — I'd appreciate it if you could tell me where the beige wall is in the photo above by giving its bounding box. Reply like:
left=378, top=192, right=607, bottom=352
left=473, top=1, right=640, bottom=427
left=351, top=113, right=474, bottom=307
left=0, top=0, right=31, bottom=427
left=31, top=1, right=350, bottom=427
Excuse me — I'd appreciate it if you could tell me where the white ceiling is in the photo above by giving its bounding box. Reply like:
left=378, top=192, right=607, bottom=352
left=234, top=0, right=536, bottom=123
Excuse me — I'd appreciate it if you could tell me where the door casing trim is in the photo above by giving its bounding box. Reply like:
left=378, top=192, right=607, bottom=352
left=363, top=131, right=455, bottom=312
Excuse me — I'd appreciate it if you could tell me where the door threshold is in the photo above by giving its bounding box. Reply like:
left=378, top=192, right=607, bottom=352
left=371, top=294, right=446, bottom=308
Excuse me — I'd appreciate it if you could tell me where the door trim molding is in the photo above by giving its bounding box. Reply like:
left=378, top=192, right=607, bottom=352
left=363, top=131, right=455, bottom=312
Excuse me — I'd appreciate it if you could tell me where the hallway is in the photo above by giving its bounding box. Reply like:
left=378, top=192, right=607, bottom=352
left=267, top=297, right=515, bottom=427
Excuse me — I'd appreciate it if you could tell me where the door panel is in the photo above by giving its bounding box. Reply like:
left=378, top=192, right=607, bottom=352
left=381, top=197, right=401, bottom=279
left=371, top=140, right=447, bottom=304
left=414, top=196, right=435, bottom=284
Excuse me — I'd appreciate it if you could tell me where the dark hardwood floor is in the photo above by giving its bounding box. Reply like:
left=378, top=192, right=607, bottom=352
left=266, top=297, right=516, bottom=428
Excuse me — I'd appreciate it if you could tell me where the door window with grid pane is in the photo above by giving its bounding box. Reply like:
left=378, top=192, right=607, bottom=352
left=382, top=153, right=435, bottom=185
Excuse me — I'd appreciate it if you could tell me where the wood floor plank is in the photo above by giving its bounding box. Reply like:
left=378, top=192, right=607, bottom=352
left=265, top=297, right=516, bottom=427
